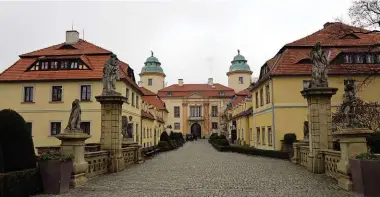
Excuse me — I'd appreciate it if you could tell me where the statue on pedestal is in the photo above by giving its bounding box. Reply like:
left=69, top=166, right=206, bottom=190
left=102, top=54, right=121, bottom=95
left=66, top=99, right=81, bottom=131
left=303, top=121, right=309, bottom=141
left=310, top=42, right=330, bottom=88
left=341, top=82, right=358, bottom=128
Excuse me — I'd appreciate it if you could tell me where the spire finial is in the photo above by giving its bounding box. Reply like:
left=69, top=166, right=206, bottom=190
left=238, top=49, right=240, bottom=55
left=151, top=50, right=153, bottom=57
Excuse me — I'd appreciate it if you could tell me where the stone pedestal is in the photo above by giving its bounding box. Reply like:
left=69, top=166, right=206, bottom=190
left=301, top=87, right=337, bottom=173
left=96, top=95, right=128, bottom=173
left=291, top=141, right=309, bottom=164
left=333, top=128, right=372, bottom=191
left=55, top=130, right=91, bottom=187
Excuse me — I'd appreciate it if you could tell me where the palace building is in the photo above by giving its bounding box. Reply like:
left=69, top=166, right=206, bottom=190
left=225, top=22, right=380, bottom=150
left=138, top=51, right=253, bottom=137
left=0, top=30, right=146, bottom=148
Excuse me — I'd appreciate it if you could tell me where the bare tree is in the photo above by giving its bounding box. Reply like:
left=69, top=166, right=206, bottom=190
left=350, top=0, right=380, bottom=29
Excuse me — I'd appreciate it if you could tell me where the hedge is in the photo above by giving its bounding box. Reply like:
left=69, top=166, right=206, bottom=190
left=211, top=143, right=230, bottom=152
left=0, top=168, right=43, bottom=197
left=229, top=145, right=289, bottom=160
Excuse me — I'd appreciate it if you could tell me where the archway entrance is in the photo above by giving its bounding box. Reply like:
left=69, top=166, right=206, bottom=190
left=191, top=123, right=201, bottom=139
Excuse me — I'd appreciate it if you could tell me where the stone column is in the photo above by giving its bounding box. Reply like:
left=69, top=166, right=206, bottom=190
left=301, top=87, right=337, bottom=173
left=96, top=95, right=127, bottom=173
left=203, top=102, right=210, bottom=137
left=56, top=131, right=91, bottom=187
left=182, top=103, right=188, bottom=134
left=333, top=128, right=371, bottom=191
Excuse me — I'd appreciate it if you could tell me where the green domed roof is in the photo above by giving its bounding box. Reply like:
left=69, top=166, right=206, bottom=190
left=140, top=51, right=165, bottom=74
left=229, top=50, right=251, bottom=72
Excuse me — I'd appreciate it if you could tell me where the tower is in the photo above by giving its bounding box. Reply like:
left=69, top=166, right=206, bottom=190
left=226, top=50, right=253, bottom=92
left=139, top=51, right=166, bottom=93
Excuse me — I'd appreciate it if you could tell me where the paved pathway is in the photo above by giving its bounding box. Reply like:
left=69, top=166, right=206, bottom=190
left=38, top=140, right=357, bottom=197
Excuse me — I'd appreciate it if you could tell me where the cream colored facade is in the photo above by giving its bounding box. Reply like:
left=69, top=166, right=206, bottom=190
left=140, top=99, right=167, bottom=148
left=162, top=95, right=230, bottom=137
left=227, top=71, right=252, bottom=93
left=0, top=80, right=142, bottom=148
left=226, top=76, right=380, bottom=151
left=139, top=72, right=165, bottom=94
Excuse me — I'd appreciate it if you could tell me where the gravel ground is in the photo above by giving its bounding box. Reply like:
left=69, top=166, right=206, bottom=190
left=36, top=140, right=359, bottom=197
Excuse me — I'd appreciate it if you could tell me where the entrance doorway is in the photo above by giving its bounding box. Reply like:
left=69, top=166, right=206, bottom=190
left=191, top=123, right=201, bottom=139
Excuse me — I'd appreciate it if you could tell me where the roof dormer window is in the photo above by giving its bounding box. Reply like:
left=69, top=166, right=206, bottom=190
left=355, top=54, right=364, bottom=64
left=27, top=58, right=89, bottom=71
left=167, top=92, right=172, bottom=96
left=367, top=54, right=375, bottom=64
left=344, top=54, right=353, bottom=64
left=219, top=91, right=225, bottom=96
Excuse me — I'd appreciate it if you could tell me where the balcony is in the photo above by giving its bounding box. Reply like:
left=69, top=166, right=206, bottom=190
left=188, top=116, right=204, bottom=121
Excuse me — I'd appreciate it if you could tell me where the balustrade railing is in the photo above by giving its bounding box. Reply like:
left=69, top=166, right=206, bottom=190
left=300, top=146, right=309, bottom=167
left=322, top=149, right=341, bottom=180
left=85, top=151, right=109, bottom=178
left=122, top=147, right=137, bottom=167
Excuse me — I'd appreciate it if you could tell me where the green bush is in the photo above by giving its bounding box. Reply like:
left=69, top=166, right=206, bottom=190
left=218, top=139, right=230, bottom=146
left=219, top=135, right=227, bottom=140
left=367, top=132, right=380, bottom=153
left=0, top=168, right=43, bottom=197
left=208, top=133, right=219, bottom=143
left=229, top=146, right=289, bottom=160
left=157, top=141, right=171, bottom=151
left=159, top=131, right=170, bottom=142
left=283, top=133, right=297, bottom=145
left=211, top=143, right=230, bottom=152
left=0, top=109, right=36, bottom=173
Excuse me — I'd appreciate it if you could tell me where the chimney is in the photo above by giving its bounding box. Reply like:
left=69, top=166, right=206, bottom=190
left=208, top=78, right=213, bottom=86
left=138, top=81, right=143, bottom=87
left=178, top=79, right=183, bottom=86
left=65, top=30, right=79, bottom=44
left=323, top=22, right=334, bottom=28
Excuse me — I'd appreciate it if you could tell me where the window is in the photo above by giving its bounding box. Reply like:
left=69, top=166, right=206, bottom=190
left=367, top=54, right=375, bottom=63
left=355, top=54, right=364, bottom=64
left=50, top=122, right=61, bottom=136
left=265, top=84, right=270, bottom=104
left=174, top=123, right=180, bottom=130
left=167, top=92, right=172, bottom=96
left=256, top=127, right=260, bottom=145
left=190, top=106, right=202, bottom=117
left=250, top=128, right=253, bottom=142
left=136, top=95, right=139, bottom=108
left=150, top=129, right=152, bottom=138
left=132, top=92, right=135, bottom=106
left=268, top=127, right=273, bottom=146
left=26, top=122, right=32, bottom=137
left=344, top=54, right=353, bottom=63
left=261, top=127, right=266, bottom=145
left=80, top=122, right=91, bottom=135
left=239, top=77, right=244, bottom=84
left=80, top=85, right=91, bottom=101
left=52, top=86, right=62, bottom=102
left=136, top=123, right=138, bottom=139
left=219, top=91, right=225, bottom=96
left=24, top=86, right=34, bottom=102
left=211, top=106, right=218, bottom=117
left=143, top=128, right=146, bottom=138
left=126, top=88, right=129, bottom=102
left=241, top=129, right=244, bottom=140
left=260, top=88, right=264, bottom=106
left=148, top=79, right=153, bottom=86
left=255, top=92, right=259, bottom=108
left=303, top=80, right=311, bottom=89
left=174, top=106, right=180, bottom=118
left=212, top=122, right=218, bottom=129
left=28, top=59, right=89, bottom=71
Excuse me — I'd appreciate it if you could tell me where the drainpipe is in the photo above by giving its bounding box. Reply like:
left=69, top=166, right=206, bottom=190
left=270, top=77, right=276, bottom=150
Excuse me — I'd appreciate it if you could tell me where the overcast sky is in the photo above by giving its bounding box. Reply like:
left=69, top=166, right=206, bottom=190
left=0, top=0, right=353, bottom=85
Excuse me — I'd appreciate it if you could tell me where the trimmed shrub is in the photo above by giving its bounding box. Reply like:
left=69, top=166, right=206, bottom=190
left=159, top=131, right=170, bottom=142
left=211, top=143, right=230, bottom=152
left=0, top=109, right=36, bottom=173
left=218, top=139, right=230, bottom=146
left=229, top=146, right=289, bottom=160
left=219, top=135, right=227, bottom=140
left=283, top=133, right=297, bottom=145
left=157, top=141, right=171, bottom=151
left=0, top=168, right=43, bottom=197
left=367, top=132, right=380, bottom=153
left=208, top=133, right=219, bottom=143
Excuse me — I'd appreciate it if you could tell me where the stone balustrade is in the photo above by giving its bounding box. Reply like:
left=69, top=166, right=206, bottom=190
left=300, top=146, right=309, bottom=167
left=122, top=147, right=137, bottom=167
left=322, top=149, right=341, bottom=180
left=84, top=151, right=109, bottom=179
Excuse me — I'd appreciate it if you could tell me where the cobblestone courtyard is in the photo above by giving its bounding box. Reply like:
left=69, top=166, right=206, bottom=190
left=38, top=140, right=357, bottom=197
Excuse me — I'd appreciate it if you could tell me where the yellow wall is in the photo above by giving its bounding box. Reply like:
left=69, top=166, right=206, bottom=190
left=0, top=80, right=142, bottom=147
left=140, top=73, right=165, bottom=94
left=227, top=72, right=252, bottom=93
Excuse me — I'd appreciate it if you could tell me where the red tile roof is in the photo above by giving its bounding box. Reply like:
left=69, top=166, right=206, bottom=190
left=235, top=88, right=249, bottom=96
left=0, top=39, right=142, bottom=94
left=140, top=87, right=168, bottom=112
left=141, top=110, right=155, bottom=120
left=231, top=95, right=246, bottom=107
left=157, top=83, right=235, bottom=98
left=253, top=22, right=380, bottom=89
